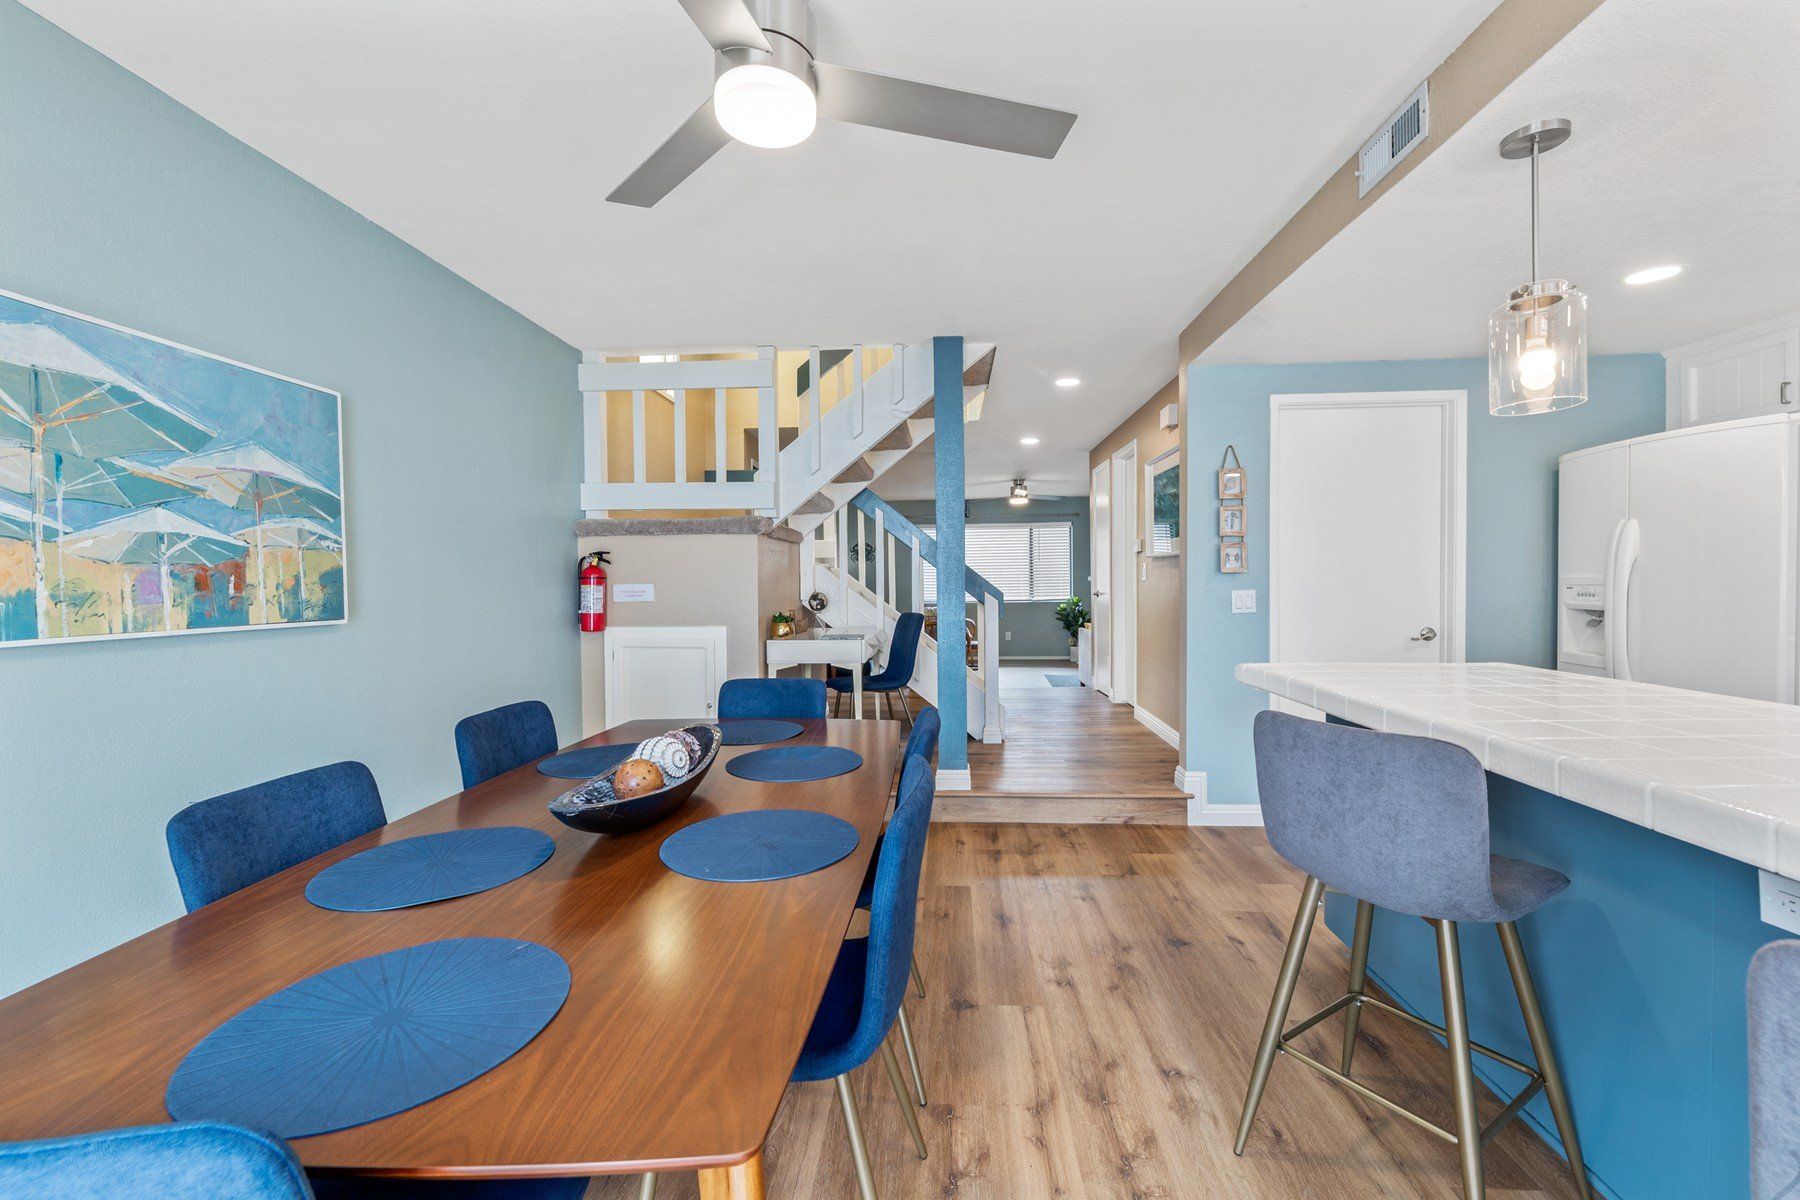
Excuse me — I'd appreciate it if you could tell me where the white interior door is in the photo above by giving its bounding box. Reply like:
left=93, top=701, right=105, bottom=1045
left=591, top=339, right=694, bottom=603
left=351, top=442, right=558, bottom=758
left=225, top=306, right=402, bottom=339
left=604, top=626, right=727, bottom=725
left=1091, top=460, right=1113, bottom=694
left=1110, top=443, right=1137, bottom=706
left=1270, top=391, right=1467, bottom=715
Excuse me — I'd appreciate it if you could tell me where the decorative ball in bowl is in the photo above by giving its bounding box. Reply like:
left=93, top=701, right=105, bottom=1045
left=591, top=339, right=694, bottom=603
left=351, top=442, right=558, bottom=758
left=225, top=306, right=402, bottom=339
left=548, top=724, right=721, bottom=834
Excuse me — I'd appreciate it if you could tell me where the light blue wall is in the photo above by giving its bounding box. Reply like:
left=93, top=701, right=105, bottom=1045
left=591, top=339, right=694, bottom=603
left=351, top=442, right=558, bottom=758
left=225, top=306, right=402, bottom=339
left=1182, top=355, right=1668, bottom=803
left=876, top=495, right=1091, bottom=659
left=0, top=2, right=580, bottom=997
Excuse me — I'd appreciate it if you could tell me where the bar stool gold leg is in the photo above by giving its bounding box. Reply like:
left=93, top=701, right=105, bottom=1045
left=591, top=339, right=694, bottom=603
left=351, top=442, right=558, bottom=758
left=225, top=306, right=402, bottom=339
left=835, top=1072, right=880, bottom=1200
left=1235, top=874, right=1326, bottom=1155
left=1497, top=921, right=1593, bottom=1200
left=910, top=955, right=925, bottom=999
left=896, top=1003, right=926, bottom=1105
left=1435, top=919, right=1486, bottom=1200
left=881, top=1037, right=929, bottom=1159
left=637, top=1171, right=658, bottom=1199
left=1340, top=899, right=1375, bottom=1075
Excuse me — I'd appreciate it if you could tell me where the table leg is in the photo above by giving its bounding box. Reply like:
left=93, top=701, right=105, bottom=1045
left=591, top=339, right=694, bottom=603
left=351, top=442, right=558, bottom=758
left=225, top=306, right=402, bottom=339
left=698, top=1150, right=765, bottom=1200
left=852, top=664, right=864, bottom=720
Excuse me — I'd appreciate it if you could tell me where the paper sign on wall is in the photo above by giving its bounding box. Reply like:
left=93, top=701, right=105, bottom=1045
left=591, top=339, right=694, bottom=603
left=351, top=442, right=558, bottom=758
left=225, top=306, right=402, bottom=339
left=611, top=584, right=655, bottom=602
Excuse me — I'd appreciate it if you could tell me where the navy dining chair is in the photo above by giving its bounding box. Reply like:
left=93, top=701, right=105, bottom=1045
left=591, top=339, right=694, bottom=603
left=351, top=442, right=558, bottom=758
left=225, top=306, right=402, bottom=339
left=828, top=613, right=924, bottom=725
left=792, top=752, right=937, bottom=1200
left=718, top=676, right=828, bottom=720
left=166, top=762, right=387, bottom=912
left=454, top=700, right=558, bottom=789
left=0, top=1121, right=311, bottom=1200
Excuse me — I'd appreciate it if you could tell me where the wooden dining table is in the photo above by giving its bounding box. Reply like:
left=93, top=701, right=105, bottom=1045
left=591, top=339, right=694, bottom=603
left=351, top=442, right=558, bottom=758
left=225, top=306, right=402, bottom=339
left=0, top=717, right=904, bottom=1198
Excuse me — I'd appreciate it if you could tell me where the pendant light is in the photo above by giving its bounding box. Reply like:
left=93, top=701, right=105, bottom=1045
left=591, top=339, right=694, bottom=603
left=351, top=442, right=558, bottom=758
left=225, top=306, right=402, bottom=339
left=1488, top=118, right=1588, bottom=415
left=1008, top=478, right=1030, bottom=506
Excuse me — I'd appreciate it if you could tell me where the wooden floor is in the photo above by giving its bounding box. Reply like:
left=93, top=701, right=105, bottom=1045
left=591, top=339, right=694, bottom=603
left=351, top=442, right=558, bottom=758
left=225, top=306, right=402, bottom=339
left=946, top=660, right=1188, bottom=823
left=589, top=824, right=1585, bottom=1200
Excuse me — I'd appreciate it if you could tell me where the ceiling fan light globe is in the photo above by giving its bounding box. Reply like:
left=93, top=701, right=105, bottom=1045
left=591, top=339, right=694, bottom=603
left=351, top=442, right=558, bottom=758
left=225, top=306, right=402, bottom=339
left=714, top=63, right=817, bottom=149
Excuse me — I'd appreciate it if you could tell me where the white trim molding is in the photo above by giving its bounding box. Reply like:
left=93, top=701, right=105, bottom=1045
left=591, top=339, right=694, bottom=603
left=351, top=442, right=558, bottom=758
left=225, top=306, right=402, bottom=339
left=936, top=768, right=972, bottom=792
left=1178, top=769, right=1265, bottom=826
left=1134, top=706, right=1180, bottom=750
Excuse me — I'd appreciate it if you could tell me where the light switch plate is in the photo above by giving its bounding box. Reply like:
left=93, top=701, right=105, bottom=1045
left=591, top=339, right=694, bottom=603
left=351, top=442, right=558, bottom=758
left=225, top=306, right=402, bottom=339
left=1232, top=589, right=1257, bottom=614
left=1761, top=870, right=1800, bottom=934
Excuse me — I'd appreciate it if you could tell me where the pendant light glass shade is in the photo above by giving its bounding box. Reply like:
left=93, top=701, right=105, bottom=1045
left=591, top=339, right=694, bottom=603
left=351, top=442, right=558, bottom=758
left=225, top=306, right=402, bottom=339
left=1488, top=278, right=1588, bottom=415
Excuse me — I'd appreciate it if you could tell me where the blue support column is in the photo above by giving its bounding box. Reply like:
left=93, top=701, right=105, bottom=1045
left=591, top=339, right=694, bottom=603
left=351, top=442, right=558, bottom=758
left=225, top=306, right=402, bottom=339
left=931, top=336, right=968, bottom=773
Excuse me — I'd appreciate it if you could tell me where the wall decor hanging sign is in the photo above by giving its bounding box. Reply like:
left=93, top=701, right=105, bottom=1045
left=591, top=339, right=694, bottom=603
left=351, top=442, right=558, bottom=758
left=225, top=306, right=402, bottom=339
left=1217, top=445, right=1247, bottom=573
left=1144, top=445, right=1181, bottom=557
left=0, top=288, right=344, bottom=647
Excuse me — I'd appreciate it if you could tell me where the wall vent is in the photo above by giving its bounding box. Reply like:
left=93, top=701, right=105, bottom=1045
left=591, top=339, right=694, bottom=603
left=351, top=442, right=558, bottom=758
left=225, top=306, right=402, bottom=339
left=1357, top=81, right=1429, bottom=197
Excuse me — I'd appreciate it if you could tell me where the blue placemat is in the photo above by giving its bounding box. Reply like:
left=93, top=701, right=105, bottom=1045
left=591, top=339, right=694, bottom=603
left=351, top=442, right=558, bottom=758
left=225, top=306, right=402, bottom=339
left=659, top=809, right=859, bottom=882
left=538, top=743, right=636, bottom=779
left=166, top=938, right=569, bottom=1138
left=726, top=745, right=863, bottom=783
left=718, top=719, right=805, bottom=746
left=305, top=827, right=555, bottom=912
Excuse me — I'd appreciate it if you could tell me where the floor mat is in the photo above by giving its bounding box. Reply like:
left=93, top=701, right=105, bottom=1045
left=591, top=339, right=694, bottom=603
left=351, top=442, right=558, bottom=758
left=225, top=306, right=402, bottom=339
left=1046, top=673, right=1082, bottom=687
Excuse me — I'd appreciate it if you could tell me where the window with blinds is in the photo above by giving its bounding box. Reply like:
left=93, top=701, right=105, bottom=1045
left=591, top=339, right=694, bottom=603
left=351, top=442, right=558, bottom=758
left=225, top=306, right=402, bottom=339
left=920, top=522, right=1074, bottom=603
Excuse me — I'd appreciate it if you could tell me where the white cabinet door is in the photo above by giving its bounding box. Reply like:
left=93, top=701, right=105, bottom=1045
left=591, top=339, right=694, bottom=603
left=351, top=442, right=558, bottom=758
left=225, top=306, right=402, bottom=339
left=1625, top=422, right=1797, bottom=702
left=603, top=626, right=727, bottom=726
left=1090, top=460, right=1113, bottom=695
left=1668, top=318, right=1799, bottom=428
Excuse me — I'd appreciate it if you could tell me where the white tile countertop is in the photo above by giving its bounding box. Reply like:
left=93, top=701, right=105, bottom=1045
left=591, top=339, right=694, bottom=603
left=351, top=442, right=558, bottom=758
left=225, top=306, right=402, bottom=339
left=1236, top=662, right=1800, bottom=875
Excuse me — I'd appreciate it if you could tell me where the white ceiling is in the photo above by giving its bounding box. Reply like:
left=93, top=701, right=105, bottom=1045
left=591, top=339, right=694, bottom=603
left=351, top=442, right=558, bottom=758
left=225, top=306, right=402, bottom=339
left=25, top=0, right=1503, bottom=500
left=1205, top=0, right=1800, bottom=365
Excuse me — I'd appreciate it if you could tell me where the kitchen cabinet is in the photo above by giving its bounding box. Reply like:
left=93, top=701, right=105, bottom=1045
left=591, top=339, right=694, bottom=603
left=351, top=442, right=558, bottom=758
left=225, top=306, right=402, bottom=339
left=1666, top=313, right=1799, bottom=428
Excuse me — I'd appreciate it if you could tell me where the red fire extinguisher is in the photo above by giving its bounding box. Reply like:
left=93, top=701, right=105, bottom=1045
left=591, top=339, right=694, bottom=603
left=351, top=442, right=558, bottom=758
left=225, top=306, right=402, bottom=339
left=579, top=551, right=609, bottom=632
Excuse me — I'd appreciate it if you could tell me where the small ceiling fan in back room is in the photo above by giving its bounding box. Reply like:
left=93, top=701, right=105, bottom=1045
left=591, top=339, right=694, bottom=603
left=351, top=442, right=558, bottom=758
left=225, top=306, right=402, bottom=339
left=608, top=0, right=1079, bottom=206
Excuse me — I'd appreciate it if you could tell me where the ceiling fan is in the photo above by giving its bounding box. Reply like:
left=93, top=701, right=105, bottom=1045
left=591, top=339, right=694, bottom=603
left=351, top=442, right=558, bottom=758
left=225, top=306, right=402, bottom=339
left=608, top=0, right=1079, bottom=207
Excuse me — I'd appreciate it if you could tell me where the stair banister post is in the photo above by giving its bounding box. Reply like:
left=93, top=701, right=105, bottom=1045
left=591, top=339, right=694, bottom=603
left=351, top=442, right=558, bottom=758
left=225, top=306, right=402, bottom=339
left=808, top=345, right=824, bottom=476
left=756, top=346, right=778, bottom=515
left=672, top=388, right=687, bottom=484
left=580, top=351, right=608, bottom=518
left=874, top=507, right=887, bottom=622
left=982, top=591, right=1003, bottom=743
left=836, top=507, right=850, bottom=633
left=631, top=390, right=648, bottom=483
left=931, top=335, right=969, bottom=784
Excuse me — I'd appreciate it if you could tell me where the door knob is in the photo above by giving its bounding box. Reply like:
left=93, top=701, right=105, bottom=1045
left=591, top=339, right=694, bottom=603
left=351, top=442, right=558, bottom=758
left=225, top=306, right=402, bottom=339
left=1411, top=627, right=1438, bottom=642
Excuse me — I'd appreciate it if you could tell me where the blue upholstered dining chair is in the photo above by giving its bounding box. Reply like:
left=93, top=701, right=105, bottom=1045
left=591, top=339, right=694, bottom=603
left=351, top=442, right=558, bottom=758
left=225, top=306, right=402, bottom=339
left=718, top=676, right=828, bottom=720
left=1750, top=939, right=1800, bottom=1200
left=166, top=762, right=387, bottom=912
left=827, top=613, right=924, bottom=724
left=0, top=1121, right=311, bottom=1200
left=854, top=704, right=941, bottom=1110
left=793, top=752, right=937, bottom=1200
left=454, top=700, right=558, bottom=789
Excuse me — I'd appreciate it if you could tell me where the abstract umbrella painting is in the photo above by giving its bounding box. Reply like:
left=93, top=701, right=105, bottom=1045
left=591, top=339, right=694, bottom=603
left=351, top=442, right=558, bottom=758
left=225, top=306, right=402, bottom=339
left=0, top=289, right=345, bottom=647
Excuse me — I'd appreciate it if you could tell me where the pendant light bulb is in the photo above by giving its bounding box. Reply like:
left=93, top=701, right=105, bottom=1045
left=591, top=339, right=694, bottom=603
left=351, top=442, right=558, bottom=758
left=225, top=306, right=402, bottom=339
left=1517, top=337, right=1558, bottom=392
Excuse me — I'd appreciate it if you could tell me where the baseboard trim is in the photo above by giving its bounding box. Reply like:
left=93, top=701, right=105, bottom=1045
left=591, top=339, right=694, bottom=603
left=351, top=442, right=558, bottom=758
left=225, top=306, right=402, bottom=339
left=936, top=768, right=972, bottom=791
left=1134, top=706, right=1180, bottom=750
left=1177, top=769, right=1264, bottom=826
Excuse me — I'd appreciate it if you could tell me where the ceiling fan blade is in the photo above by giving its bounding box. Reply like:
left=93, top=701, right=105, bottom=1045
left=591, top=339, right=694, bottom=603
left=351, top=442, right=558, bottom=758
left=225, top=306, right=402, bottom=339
left=607, top=99, right=731, bottom=207
left=813, top=63, right=1076, bottom=159
left=674, top=0, right=771, bottom=53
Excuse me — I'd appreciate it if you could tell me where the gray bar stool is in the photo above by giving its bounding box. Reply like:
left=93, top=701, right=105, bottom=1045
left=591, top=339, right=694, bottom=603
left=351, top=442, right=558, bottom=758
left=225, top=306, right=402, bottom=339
left=1750, top=940, right=1800, bottom=1200
left=1235, top=710, right=1592, bottom=1200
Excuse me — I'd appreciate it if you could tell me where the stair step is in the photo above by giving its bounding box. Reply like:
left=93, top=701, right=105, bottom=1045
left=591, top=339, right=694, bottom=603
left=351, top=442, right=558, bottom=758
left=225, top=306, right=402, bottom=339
left=832, top=458, right=875, bottom=484
left=870, top=425, right=913, bottom=452
left=793, top=493, right=837, bottom=516
left=763, top=524, right=805, bottom=543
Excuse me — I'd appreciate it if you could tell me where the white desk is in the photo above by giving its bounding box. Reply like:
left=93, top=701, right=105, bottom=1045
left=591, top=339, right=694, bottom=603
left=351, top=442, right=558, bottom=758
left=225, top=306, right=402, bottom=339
left=766, top=627, right=880, bottom=719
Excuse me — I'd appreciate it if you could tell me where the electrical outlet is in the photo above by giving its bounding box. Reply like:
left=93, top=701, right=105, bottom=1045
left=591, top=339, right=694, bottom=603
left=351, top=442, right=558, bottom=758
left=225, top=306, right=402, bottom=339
left=1761, top=870, right=1800, bottom=934
left=1004, top=630, right=1011, bottom=641
left=1231, top=589, right=1257, bottom=614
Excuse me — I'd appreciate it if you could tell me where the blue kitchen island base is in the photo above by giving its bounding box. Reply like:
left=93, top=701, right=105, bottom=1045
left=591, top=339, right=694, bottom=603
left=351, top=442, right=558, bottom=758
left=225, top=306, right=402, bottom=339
left=1323, top=771, right=1782, bottom=1200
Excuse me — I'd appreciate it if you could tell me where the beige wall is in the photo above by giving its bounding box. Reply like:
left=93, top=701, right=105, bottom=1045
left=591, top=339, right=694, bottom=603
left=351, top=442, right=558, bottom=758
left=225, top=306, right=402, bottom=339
left=1089, top=377, right=1184, bottom=743
left=575, top=532, right=794, bottom=735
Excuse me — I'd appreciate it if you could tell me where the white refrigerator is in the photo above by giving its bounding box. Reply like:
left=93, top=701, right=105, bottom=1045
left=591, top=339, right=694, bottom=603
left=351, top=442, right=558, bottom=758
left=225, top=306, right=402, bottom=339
left=1557, top=414, right=1800, bottom=702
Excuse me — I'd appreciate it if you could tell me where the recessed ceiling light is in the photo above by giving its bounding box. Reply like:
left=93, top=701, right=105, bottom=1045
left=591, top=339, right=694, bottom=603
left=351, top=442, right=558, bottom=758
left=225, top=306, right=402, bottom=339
left=1054, top=376, right=1080, bottom=388
left=1624, top=264, right=1682, bottom=286
left=1019, top=436, right=1040, bottom=446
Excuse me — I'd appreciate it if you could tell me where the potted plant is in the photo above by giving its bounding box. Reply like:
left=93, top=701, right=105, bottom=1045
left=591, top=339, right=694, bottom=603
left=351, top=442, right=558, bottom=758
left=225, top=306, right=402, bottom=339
left=1054, top=596, right=1089, bottom=662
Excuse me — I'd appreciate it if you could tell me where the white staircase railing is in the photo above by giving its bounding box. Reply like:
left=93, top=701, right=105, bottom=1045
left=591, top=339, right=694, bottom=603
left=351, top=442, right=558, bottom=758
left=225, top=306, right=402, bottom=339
left=807, top=490, right=1004, bottom=743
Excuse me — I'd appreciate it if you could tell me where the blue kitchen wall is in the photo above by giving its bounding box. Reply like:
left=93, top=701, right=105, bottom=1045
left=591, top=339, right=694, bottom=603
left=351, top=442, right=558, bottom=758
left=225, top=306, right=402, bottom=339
left=0, top=3, right=580, bottom=996
left=1182, top=355, right=1666, bottom=804
left=874, top=495, right=1091, bottom=659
